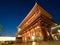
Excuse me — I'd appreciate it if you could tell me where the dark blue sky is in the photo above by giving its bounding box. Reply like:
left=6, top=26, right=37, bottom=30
left=0, top=0, right=60, bottom=36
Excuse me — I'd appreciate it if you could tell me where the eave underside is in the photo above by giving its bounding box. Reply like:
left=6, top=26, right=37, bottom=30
left=18, top=3, right=52, bottom=28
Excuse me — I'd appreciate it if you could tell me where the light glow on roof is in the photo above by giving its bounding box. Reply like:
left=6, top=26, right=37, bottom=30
left=51, top=25, right=60, bottom=30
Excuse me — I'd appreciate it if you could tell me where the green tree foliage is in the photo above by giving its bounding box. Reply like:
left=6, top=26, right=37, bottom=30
left=0, top=24, right=2, bottom=31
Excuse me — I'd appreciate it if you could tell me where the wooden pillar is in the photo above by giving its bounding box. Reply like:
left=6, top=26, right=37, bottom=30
left=29, top=30, right=31, bottom=41
left=38, top=28, right=44, bottom=40
left=22, top=34, right=25, bottom=42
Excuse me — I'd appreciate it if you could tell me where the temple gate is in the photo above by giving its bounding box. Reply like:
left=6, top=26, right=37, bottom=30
left=16, top=3, right=57, bottom=42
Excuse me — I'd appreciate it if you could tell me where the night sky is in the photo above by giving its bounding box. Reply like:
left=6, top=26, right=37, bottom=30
left=0, top=0, right=60, bottom=36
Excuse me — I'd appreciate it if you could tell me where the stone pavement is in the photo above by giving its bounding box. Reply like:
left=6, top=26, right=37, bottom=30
left=15, top=40, right=60, bottom=45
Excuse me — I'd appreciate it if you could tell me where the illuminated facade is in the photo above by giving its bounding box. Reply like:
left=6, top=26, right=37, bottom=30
left=51, top=25, right=60, bottom=40
left=0, top=36, right=16, bottom=41
left=16, top=3, right=57, bottom=42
